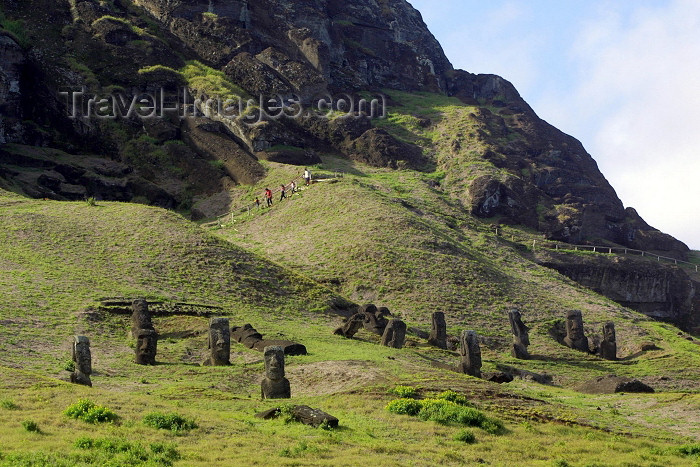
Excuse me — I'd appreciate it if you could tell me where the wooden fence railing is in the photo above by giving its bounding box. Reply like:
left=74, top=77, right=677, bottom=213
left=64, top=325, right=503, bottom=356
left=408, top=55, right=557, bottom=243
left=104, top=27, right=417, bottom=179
left=533, top=240, right=699, bottom=273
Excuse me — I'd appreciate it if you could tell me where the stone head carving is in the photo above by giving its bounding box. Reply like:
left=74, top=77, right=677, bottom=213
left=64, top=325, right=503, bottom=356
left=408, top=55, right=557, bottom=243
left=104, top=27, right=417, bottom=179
left=564, top=310, right=589, bottom=352
left=208, top=318, right=231, bottom=365
left=458, top=330, right=482, bottom=377
left=566, top=310, right=585, bottom=340
left=508, top=309, right=530, bottom=346
left=131, top=298, right=153, bottom=338
left=428, top=311, right=447, bottom=349
left=603, top=322, right=616, bottom=342
left=381, top=319, right=406, bottom=349
left=73, top=335, right=92, bottom=375
left=135, top=329, right=158, bottom=365
left=264, top=346, right=285, bottom=380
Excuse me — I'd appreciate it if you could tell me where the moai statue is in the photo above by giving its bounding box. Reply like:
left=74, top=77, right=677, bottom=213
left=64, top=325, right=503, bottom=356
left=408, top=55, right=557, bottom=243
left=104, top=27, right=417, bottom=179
left=203, top=318, right=231, bottom=366
left=261, top=346, right=291, bottom=399
left=333, top=313, right=365, bottom=338
left=130, top=298, right=154, bottom=339
left=564, top=310, right=589, bottom=352
left=71, top=335, right=92, bottom=387
left=362, top=305, right=390, bottom=335
left=135, top=329, right=158, bottom=365
left=457, top=330, right=482, bottom=378
left=381, top=319, right=407, bottom=349
left=599, top=322, right=617, bottom=361
left=428, top=312, right=447, bottom=349
left=508, top=309, right=530, bottom=359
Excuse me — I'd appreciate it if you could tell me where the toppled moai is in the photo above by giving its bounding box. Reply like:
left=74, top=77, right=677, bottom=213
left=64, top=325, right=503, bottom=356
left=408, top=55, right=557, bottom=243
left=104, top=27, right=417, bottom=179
left=599, top=322, right=617, bottom=361
left=203, top=318, right=231, bottom=366
left=564, top=310, right=589, bottom=352
left=362, top=305, right=391, bottom=335
left=135, top=329, right=158, bottom=365
left=334, top=304, right=391, bottom=338
left=71, top=335, right=92, bottom=387
left=508, top=309, right=530, bottom=359
left=261, top=346, right=291, bottom=399
left=256, top=405, right=339, bottom=428
left=130, top=298, right=154, bottom=339
left=456, top=330, right=482, bottom=378
left=232, top=323, right=307, bottom=355
left=428, top=312, right=447, bottom=349
left=380, top=319, right=407, bottom=349
left=333, top=313, right=365, bottom=338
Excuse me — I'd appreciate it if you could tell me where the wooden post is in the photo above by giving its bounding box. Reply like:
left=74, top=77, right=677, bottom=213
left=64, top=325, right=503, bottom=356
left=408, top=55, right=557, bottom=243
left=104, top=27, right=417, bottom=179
left=532, top=240, right=536, bottom=251
left=609, top=248, right=612, bottom=254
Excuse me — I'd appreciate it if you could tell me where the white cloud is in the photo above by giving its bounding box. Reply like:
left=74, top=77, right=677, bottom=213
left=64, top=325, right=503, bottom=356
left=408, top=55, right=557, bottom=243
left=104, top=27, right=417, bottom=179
left=559, top=0, right=700, bottom=249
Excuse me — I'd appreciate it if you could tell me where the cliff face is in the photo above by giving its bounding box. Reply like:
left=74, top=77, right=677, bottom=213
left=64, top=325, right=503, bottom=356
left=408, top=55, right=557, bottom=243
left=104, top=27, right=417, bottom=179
left=539, top=252, right=698, bottom=330
left=0, top=31, right=24, bottom=144
left=0, top=0, right=689, bottom=258
left=135, top=0, right=453, bottom=96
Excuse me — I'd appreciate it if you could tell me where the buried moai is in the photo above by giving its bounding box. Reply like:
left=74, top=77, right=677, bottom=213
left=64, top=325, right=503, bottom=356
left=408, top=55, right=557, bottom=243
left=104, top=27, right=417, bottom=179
left=428, top=311, right=447, bottom=349
left=599, top=322, right=617, bottom=361
left=333, top=313, right=366, bottom=338
left=456, top=330, right=482, bottom=378
left=508, top=309, right=530, bottom=359
left=564, top=310, right=589, bottom=352
left=135, top=329, right=158, bottom=365
left=71, top=335, right=92, bottom=387
left=261, top=346, right=291, bottom=399
left=130, top=298, right=154, bottom=338
left=203, top=318, right=231, bottom=366
left=381, top=319, right=407, bottom=349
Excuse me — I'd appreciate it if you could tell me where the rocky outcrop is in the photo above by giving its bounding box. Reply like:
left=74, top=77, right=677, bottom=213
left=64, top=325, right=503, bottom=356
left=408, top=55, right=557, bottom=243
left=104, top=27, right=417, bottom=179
left=0, top=32, right=25, bottom=144
left=538, top=252, right=698, bottom=330
left=136, top=0, right=452, bottom=96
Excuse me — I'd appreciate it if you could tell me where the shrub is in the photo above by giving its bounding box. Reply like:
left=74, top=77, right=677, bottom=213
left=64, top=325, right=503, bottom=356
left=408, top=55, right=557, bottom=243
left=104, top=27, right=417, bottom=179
left=22, top=420, right=40, bottom=433
left=390, top=385, right=419, bottom=398
left=74, top=436, right=180, bottom=466
left=64, top=399, right=118, bottom=424
left=143, top=412, right=197, bottom=432
left=386, top=398, right=505, bottom=434
left=454, top=429, right=476, bottom=444
left=0, top=399, right=18, bottom=410
left=436, top=390, right=472, bottom=406
left=386, top=398, right=422, bottom=416
left=675, top=443, right=700, bottom=456
left=418, top=399, right=486, bottom=426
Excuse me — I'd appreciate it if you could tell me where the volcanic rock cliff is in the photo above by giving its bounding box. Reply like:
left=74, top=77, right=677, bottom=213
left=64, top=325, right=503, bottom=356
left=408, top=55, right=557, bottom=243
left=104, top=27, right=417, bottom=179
left=0, top=0, right=691, bottom=260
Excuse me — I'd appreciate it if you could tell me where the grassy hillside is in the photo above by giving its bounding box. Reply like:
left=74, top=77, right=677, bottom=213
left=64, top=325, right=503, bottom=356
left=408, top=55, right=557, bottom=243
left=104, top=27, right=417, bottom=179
left=1, top=189, right=700, bottom=466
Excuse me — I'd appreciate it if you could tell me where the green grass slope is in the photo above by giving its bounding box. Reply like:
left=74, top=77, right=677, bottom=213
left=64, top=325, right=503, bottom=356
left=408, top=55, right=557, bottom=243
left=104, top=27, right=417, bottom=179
left=1, top=189, right=700, bottom=466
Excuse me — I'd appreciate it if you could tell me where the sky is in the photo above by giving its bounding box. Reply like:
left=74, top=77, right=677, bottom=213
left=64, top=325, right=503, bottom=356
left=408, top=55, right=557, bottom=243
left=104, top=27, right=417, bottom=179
left=409, top=0, right=700, bottom=250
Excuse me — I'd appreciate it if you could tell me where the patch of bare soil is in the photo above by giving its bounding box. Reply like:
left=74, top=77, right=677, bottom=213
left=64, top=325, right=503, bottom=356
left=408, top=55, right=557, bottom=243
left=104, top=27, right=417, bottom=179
left=286, top=360, right=388, bottom=396
left=623, top=394, right=700, bottom=440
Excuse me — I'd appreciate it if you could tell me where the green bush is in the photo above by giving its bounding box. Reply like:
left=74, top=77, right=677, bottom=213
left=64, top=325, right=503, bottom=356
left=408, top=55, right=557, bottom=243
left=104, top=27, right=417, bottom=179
left=675, top=443, right=700, bottom=456
left=64, top=399, right=118, bottom=424
left=143, top=412, right=197, bottom=432
left=436, top=390, right=472, bottom=406
left=390, top=385, right=419, bottom=398
left=417, top=399, right=486, bottom=426
left=386, top=398, right=422, bottom=416
left=0, top=399, right=18, bottom=410
left=22, top=420, right=40, bottom=433
left=454, top=429, right=476, bottom=443
left=74, top=436, right=180, bottom=466
left=387, top=398, right=505, bottom=434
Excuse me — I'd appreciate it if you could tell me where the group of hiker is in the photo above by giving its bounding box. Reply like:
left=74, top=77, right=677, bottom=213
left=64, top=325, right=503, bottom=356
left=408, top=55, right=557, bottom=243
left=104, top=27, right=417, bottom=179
left=255, top=168, right=311, bottom=209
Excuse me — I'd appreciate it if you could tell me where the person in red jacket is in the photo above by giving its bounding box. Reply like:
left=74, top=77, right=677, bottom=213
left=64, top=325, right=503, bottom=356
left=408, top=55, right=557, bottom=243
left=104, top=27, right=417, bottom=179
left=265, top=188, right=273, bottom=207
